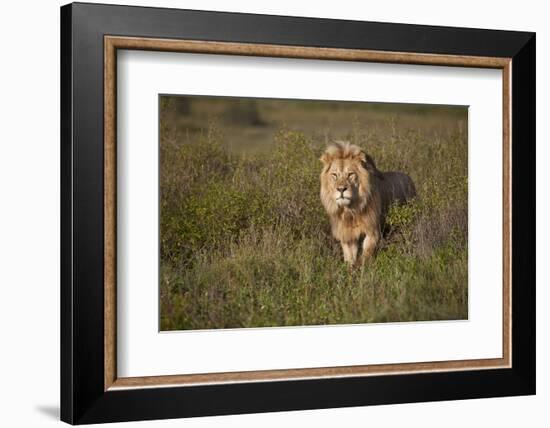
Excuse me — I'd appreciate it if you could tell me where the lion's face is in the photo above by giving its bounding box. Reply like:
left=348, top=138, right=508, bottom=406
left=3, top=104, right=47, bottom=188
left=320, top=142, right=374, bottom=215
left=326, top=159, right=362, bottom=207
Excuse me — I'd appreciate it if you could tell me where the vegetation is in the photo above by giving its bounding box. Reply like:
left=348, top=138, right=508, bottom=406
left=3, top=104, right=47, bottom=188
left=160, top=96, right=468, bottom=330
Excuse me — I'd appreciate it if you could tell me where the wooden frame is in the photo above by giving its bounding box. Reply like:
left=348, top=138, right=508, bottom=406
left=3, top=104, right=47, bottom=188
left=104, top=35, right=512, bottom=390
left=62, top=2, right=535, bottom=424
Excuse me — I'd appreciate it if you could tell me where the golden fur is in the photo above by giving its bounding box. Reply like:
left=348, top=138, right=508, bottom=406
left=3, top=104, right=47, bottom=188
left=320, top=141, right=416, bottom=265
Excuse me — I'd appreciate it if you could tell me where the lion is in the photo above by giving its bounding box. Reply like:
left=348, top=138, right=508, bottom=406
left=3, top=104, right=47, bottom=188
left=320, top=141, right=416, bottom=265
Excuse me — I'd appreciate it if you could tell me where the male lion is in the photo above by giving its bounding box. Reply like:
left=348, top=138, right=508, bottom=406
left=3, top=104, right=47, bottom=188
left=320, top=141, right=416, bottom=265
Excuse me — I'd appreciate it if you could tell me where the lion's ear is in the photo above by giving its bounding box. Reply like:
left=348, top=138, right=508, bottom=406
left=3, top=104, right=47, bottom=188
left=360, top=152, right=383, bottom=179
left=320, top=152, right=332, bottom=166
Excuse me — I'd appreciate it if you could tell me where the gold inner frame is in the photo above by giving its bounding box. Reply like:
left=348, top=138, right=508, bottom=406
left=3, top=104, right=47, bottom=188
left=104, top=35, right=512, bottom=391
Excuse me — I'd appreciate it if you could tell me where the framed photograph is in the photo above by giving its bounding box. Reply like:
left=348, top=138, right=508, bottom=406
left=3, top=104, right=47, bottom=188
left=60, top=2, right=535, bottom=424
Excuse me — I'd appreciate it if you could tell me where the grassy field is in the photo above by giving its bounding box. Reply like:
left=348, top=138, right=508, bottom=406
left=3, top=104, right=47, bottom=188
left=159, top=96, right=468, bottom=331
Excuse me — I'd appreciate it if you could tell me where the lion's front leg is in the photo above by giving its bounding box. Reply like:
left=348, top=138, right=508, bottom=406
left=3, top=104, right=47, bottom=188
left=360, top=231, right=380, bottom=264
left=341, top=241, right=359, bottom=265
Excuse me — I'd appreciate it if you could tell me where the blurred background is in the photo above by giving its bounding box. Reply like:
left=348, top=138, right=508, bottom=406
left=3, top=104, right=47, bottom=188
left=160, top=94, right=467, bottom=154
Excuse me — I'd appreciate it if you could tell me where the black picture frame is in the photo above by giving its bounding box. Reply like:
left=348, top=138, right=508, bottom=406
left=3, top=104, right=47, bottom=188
left=61, top=2, right=535, bottom=424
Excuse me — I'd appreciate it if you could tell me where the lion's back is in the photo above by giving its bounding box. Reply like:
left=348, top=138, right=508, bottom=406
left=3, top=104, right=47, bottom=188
left=381, top=171, right=416, bottom=207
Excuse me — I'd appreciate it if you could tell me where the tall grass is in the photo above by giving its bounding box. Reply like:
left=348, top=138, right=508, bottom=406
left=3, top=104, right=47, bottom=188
left=160, top=102, right=468, bottom=331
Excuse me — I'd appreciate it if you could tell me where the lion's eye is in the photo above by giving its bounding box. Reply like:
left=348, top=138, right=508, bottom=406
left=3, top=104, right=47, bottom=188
left=331, top=173, right=337, bottom=180
left=348, top=172, right=356, bottom=179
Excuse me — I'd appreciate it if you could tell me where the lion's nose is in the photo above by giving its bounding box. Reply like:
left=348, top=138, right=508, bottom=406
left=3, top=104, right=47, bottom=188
left=337, top=186, right=348, bottom=193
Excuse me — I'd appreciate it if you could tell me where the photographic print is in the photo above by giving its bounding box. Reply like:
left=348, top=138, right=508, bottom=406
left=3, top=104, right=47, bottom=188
left=159, top=95, right=468, bottom=331
left=62, top=7, right=534, bottom=422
